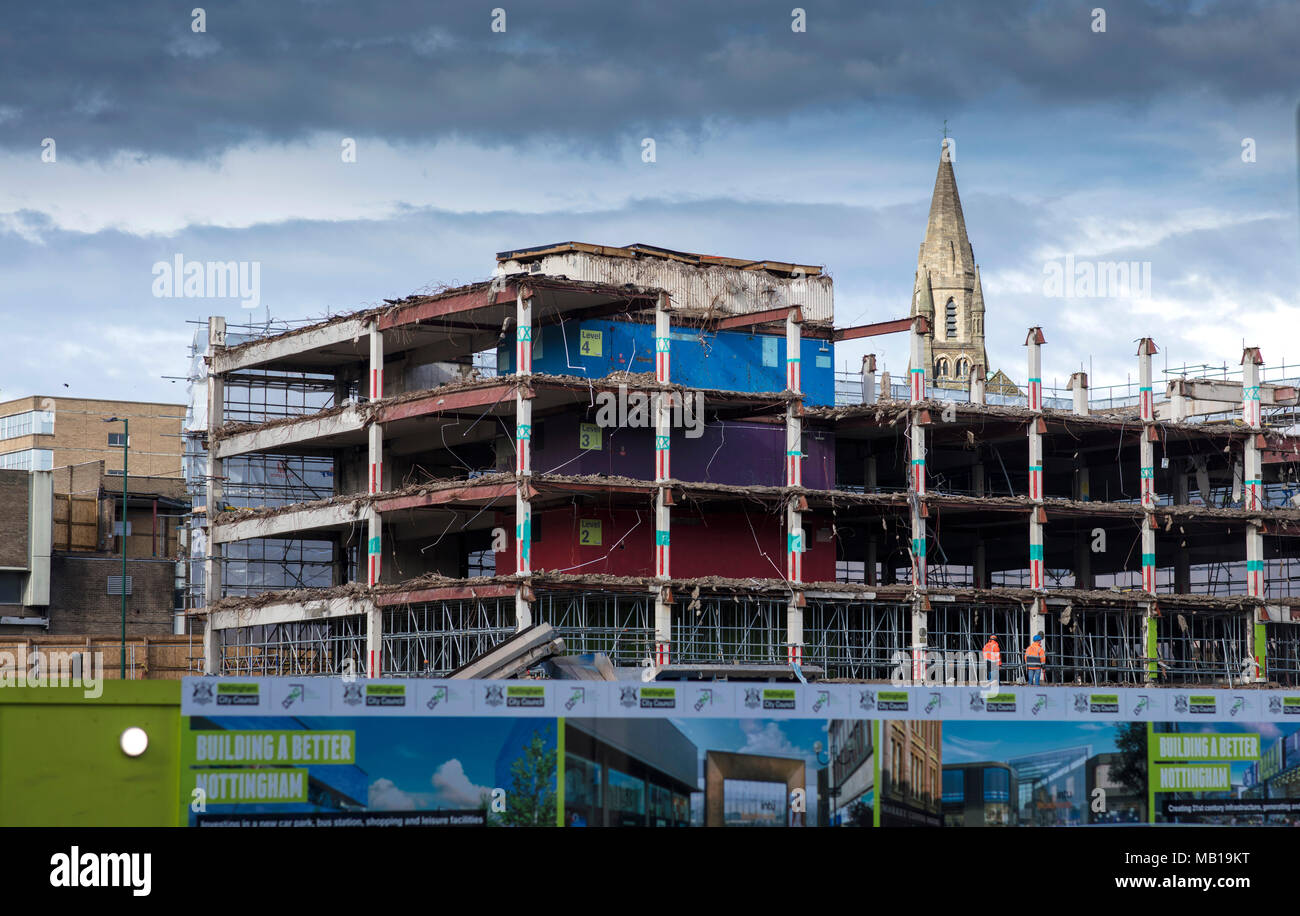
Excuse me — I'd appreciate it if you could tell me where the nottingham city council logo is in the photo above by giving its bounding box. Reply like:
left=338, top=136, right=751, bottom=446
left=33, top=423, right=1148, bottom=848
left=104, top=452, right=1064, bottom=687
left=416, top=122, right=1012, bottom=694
left=191, top=681, right=214, bottom=705
left=484, top=685, right=504, bottom=708
left=342, top=683, right=363, bottom=707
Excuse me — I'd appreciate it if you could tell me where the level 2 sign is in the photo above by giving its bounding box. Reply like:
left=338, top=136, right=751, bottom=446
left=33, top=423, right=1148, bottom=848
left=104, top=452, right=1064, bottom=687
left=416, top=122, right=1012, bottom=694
left=579, top=519, right=602, bottom=546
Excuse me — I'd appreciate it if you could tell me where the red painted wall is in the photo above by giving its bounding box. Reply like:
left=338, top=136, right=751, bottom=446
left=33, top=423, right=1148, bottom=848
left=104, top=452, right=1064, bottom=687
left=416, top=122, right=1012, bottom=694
left=495, top=507, right=836, bottom=581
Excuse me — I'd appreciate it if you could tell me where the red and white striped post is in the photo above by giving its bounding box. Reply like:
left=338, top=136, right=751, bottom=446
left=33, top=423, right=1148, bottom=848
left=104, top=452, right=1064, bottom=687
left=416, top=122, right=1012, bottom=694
left=1025, top=328, right=1046, bottom=590
left=1137, top=338, right=1159, bottom=594
left=365, top=319, right=386, bottom=676
left=653, top=292, right=673, bottom=666
left=909, top=316, right=930, bottom=681
left=1243, top=347, right=1266, bottom=602
left=786, top=308, right=806, bottom=665
left=514, top=287, right=534, bottom=630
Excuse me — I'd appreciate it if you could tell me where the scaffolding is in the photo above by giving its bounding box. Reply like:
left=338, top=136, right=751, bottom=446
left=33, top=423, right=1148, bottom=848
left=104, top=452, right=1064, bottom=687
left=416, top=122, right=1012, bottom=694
left=217, top=615, right=367, bottom=677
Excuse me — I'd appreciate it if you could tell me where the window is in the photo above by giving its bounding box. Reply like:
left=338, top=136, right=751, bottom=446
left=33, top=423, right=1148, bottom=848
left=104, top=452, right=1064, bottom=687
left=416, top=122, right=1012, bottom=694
left=0, top=572, right=24, bottom=604
left=0, top=448, right=53, bottom=471
left=466, top=549, right=494, bottom=577
left=108, top=432, right=128, bottom=447
left=934, top=358, right=950, bottom=378
left=943, top=768, right=964, bottom=804
left=945, top=299, right=957, bottom=338
left=0, top=410, right=54, bottom=441
left=956, top=358, right=969, bottom=379
left=984, top=767, right=1010, bottom=802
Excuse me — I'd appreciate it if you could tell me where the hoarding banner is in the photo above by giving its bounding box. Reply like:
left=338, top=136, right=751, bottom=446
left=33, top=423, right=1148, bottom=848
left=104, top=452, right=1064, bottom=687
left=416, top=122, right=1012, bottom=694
left=181, top=678, right=1300, bottom=722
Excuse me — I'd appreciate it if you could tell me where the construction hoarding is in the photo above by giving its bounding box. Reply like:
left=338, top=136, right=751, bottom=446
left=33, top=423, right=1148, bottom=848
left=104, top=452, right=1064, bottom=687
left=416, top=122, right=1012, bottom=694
left=178, top=678, right=1300, bottom=827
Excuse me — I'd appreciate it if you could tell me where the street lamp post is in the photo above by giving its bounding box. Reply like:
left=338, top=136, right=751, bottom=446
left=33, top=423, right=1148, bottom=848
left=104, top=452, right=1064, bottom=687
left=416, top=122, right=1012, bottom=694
left=104, top=417, right=128, bottom=678
left=815, top=732, right=842, bottom=826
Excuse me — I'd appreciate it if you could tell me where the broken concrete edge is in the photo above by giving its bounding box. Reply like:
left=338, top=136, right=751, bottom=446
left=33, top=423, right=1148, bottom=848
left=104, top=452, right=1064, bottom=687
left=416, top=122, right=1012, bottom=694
left=208, top=472, right=1300, bottom=528
left=210, top=372, right=798, bottom=442
left=213, top=274, right=677, bottom=360
left=810, top=398, right=1265, bottom=439
left=191, top=572, right=1294, bottom=618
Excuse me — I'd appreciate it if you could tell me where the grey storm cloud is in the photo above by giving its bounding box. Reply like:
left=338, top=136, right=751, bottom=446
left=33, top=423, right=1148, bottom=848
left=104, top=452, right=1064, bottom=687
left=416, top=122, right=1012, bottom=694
left=3, top=0, right=1298, bottom=159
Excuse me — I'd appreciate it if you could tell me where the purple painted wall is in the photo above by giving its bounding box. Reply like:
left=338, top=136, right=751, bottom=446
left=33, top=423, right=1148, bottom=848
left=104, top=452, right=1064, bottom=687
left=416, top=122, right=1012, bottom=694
left=529, top=414, right=834, bottom=488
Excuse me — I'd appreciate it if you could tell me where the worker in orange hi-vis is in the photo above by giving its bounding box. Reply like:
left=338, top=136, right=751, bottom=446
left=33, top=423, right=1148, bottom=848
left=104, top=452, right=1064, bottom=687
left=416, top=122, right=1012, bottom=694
left=1025, top=633, right=1046, bottom=686
left=981, top=634, right=1001, bottom=686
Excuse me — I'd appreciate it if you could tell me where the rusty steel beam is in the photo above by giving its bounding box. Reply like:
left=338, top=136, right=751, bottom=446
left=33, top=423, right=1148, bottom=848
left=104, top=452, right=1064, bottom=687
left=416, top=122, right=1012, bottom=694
left=833, top=318, right=912, bottom=341
left=379, top=284, right=522, bottom=330
left=712, top=306, right=800, bottom=332
left=375, top=383, right=516, bottom=423
left=375, top=482, right=528, bottom=513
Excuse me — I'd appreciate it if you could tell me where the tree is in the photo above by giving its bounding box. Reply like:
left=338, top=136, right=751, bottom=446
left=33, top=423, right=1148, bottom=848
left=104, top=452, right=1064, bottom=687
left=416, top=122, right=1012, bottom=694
left=1112, top=722, right=1148, bottom=798
left=501, top=729, right=557, bottom=827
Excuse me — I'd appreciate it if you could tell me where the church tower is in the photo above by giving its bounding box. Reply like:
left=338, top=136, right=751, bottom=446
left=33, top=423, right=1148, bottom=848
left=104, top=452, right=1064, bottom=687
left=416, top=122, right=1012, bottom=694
left=909, top=138, right=989, bottom=386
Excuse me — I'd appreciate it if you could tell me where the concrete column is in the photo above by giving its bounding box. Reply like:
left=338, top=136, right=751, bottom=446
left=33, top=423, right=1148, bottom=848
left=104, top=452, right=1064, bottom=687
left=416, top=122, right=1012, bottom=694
left=864, top=532, right=878, bottom=586
left=515, top=287, right=534, bottom=630
left=1141, top=602, right=1158, bottom=683
left=970, top=364, right=986, bottom=405
left=1029, top=598, right=1045, bottom=683
left=1138, top=339, right=1159, bottom=594
left=786, top=308, right=805, bottom=665
left=653, top=293, right=673, bottom=665
left=861, top=354, right=877, bottom=404
left=1242, top=347, right=1263, bottom=510
left=1072, top=462, right=1091, bottom=502
left=366, top=603, right=383, bottom=679
left=974, top=541, right=987, bottom=589
left=1073, top=535, right=1093, bottom=589
left=908, top=316, right=930, bottom=681
left=1026, top=329, right=1046, bottom=591
left=1173, top=460, right=1191, bottom=593
left=202, top=316, right=226, bottom=675
left=366, top=318, right=385, bottom=671
left=1169, top=380, right=1188, bottom=422
left=1068, top=371, right=1088, bottom=416
left=1244, top=350, right=1266, bottom=653
left=364, top=322, right=386, bottom=675
left=23, top=470, right=52, bottom=606
left=368, top=322, right=384, bottom=493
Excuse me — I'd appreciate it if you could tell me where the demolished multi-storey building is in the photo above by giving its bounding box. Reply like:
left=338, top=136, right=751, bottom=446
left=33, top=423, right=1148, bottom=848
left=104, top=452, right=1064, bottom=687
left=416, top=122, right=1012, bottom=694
left=187, top=151, right=1300, bottom=687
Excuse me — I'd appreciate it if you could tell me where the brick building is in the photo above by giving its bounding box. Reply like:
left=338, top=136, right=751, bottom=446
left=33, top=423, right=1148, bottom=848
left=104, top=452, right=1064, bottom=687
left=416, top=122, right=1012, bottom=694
left=0, top=466, right=183, bottom=636
left=0, top=396, right=184, bottom=477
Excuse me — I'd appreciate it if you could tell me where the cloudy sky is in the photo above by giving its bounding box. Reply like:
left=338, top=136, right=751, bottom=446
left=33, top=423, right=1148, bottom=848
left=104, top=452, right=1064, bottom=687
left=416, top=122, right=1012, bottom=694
left=1, top=0, right=1297, bottom=404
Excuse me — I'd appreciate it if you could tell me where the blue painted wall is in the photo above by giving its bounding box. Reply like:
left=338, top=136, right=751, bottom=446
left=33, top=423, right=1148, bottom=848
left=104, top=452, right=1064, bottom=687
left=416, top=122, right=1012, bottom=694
left=498, top=318, right=836, bottom=407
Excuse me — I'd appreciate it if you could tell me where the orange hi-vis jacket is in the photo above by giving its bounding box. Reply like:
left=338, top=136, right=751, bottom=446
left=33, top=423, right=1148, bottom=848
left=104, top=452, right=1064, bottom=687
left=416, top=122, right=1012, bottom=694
left=982, top=639, right=1001, bottom=668
left=1025, top=642, right=1046, bottom=669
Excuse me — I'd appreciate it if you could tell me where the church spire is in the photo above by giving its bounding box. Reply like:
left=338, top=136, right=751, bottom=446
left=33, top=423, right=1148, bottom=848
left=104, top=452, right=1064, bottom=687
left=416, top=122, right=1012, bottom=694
left=919, top=139, right=974, bottom=278
left=908, top=137, right=988, bottom=383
